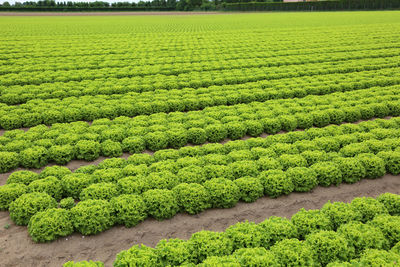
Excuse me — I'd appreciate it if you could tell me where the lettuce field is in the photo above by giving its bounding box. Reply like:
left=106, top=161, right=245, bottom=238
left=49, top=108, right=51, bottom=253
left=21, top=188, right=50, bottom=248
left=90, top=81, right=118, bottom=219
left=1, top=11, right=400, bottom=266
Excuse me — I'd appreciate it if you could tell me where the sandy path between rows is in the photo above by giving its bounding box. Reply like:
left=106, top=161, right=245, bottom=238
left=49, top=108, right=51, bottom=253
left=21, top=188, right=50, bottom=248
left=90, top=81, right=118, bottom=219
left=0, top=174, right=399, bottom=267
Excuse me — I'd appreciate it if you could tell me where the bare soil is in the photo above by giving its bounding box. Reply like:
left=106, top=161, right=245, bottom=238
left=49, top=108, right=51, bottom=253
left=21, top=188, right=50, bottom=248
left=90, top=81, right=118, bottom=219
left=0, top=174, right=399, bottom=267
left=0, top=12, right=221, bottom=17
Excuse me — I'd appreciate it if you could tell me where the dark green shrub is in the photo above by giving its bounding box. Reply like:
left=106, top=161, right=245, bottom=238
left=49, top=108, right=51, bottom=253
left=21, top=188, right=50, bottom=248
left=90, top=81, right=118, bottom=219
left=187, top=127, right=207, bottom=145
left=114, top=245, right=159, bottom=267
left=142, top=189, right=179, bottom=220
left=258, top=216, right=298, bottom=247
left=111, top=194, right=147, bottom=227
left=7, top=170, right=39, bottom=185
left=291, top=209, right=332, bottom=239
left=337, top=221, right=389, bottom=257
left=28, top=208, right=74, bottom=242
left=321, top=201, right=362, bottom=230
left=79, top=182, right=118, bottom=201
left=70, top=199, right=114, bottom=235
left=258, top=169, right=294, bottom=198
left=20, top=146, right=48, bottom=168
left=28, top=176, right=63, bottom=201
left=350, top=197, right=388, bottom=223
left=187, top=231, right=233, bottom=264
left=75, top=140, right=101, bottom=161
left=100, top=140, right=122, bottom=157
left=377, top=193, right=400, bottom=216
left=225, top=221, right=268, bottom=250
left=0, top=183, right=27, bottom=210
left=311, top=162, right=343, bottom=186
left=48, top=145, right=75, bottom=165
left=204, top=178, right=240, bottom=209
left=61, top=173, right=93, bottom=199
left=233, top=247, right=279, bottom=266
left=335, top=157, right=366, bottom=183
left=172, top=183, right=211, bottom=215
left=9, top=192, right=57, bottom=225
left=234, top=176, right=264, bottom=203
left=305, top=231, right=352, bottom=265
left=270, top=239, right=315, bottom=266
left=59, top=197, right=75, bottom=209
left=155, top=239, right=191, bottom=266
left=286, top=167, right=318, bottom=192
left=39, top=166, right=71, bottom=179
left=121, top=137, right=145, bottom=154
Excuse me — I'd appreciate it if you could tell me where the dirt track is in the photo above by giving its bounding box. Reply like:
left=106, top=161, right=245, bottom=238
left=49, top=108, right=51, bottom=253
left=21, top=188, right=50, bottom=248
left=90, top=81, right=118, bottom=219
left=1, top=174, right=399, bottom=267
left=0, top=11, right=221, bottom=16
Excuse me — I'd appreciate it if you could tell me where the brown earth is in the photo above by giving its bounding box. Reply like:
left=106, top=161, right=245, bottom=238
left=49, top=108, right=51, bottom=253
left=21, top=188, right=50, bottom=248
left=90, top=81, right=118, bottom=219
left=0, top=12, right=221, bottom=16
left=0, top=174, right=399, bottom=267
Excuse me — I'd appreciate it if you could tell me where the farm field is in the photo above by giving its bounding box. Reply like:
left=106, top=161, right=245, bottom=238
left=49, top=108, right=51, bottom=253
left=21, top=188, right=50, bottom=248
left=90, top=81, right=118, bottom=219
left=1, top=11, right=400, bottom=266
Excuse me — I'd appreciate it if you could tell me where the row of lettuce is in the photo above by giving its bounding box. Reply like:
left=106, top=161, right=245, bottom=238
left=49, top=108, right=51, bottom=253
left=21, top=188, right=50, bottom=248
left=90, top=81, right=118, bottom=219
left=0, top=67, right=398, bottom=128
left=1, top=86, right=400, bottom=172
left=1, top=47, right=398, bottom=87
left=1, top=117, right=400, bottom=242
left=64, top=193, right=400, bottom=266
left=1, top=23, right=393, bottom=60
left=2, top=42, right=398, bottom=75
left=1, top=52, right=399, bottom=103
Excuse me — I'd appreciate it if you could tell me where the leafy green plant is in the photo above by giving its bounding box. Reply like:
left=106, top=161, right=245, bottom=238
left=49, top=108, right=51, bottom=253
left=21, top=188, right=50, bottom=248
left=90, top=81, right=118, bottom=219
left=70, top=199, right=115, bottom=235
left=172, top=183, right=211, bottom=215
left=9, top=192, right=57, bottom=225
left=204, top=178, right=240, bottom=209
left=28, top=176, right=63, bottom=201
left=142, top=189, right=179, bottom=220
left=0, top=183, right=27, bottom=210
left=111, top=194, right=147, bottom=227
left=234, top=176, right=264, bottom=203
left=28, top=208, right=74, bottom=242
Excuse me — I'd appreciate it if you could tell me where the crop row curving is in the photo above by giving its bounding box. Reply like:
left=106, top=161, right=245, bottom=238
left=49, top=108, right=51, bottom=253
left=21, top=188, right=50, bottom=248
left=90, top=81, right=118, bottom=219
left=0, top=67, right=399, bottom=127
left=63, top=193, right=400, bottom=266
left=1, top=86, right=400, bottom=172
